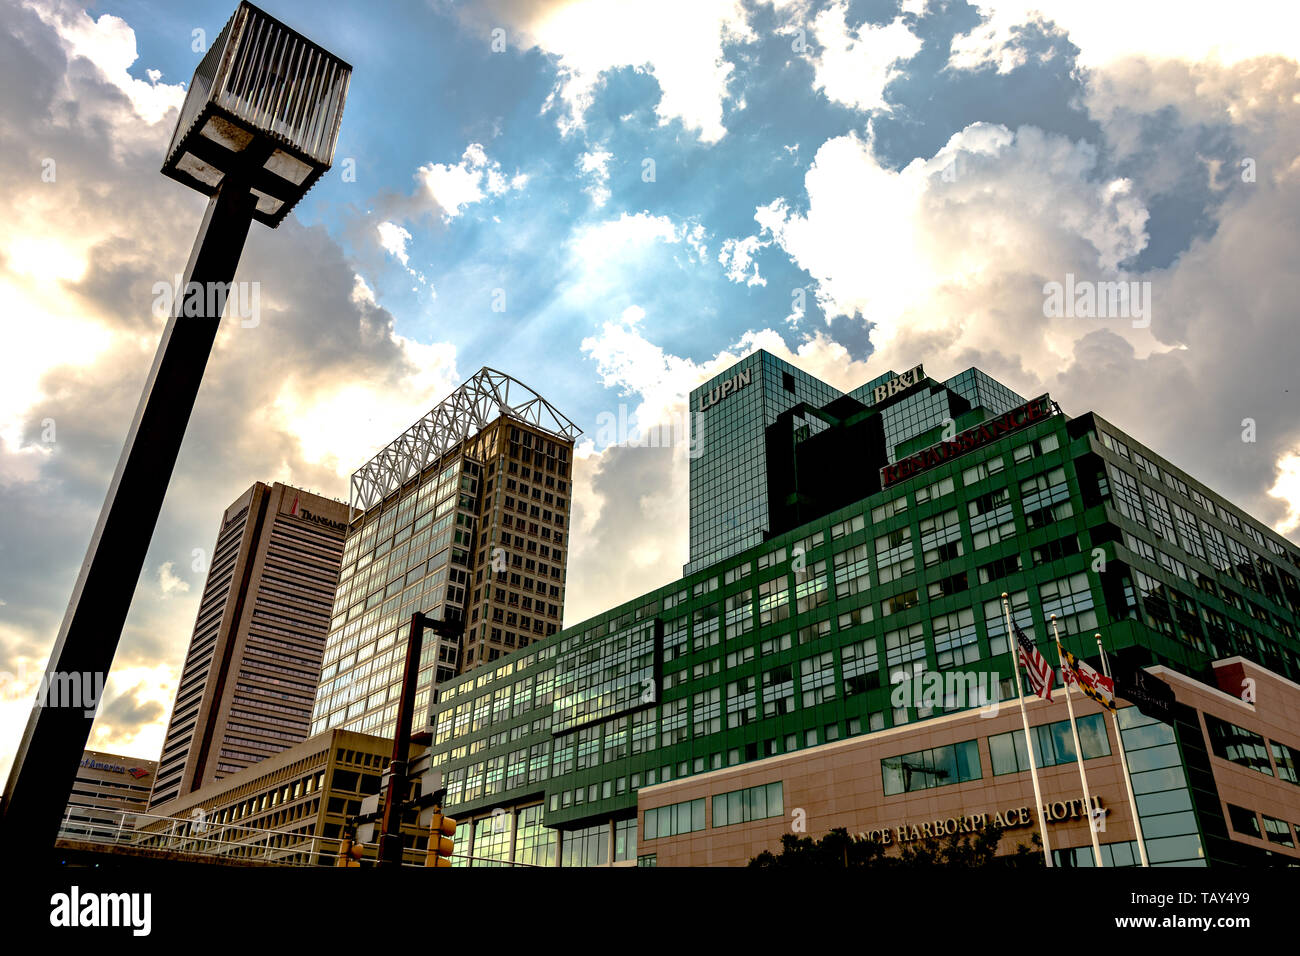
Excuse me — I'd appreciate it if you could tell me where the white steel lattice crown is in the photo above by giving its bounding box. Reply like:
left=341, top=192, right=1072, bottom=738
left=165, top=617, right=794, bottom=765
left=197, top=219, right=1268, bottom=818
left=349, top=368, right=581, bottom=514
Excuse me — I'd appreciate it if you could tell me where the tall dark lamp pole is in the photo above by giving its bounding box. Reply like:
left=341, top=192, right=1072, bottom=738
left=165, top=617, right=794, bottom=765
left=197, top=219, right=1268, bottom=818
left=0, top=2, right=350, bottom=857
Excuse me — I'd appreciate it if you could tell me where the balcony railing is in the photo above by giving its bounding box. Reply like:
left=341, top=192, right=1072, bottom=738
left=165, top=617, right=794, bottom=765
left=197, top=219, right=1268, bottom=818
left=56, top=806, right=542, bottom=866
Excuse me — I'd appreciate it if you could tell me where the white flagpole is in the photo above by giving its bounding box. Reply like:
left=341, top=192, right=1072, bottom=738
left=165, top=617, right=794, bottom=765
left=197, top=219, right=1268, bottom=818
left=1096, top=633, right=1150, bottom=867
left=1052, top=616, right=1103, bottom=867
left=1001, top=593, right=1052, bottom=867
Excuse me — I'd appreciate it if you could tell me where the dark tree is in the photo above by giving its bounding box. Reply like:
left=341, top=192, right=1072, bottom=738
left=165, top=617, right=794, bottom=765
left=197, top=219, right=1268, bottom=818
left=748, top=825, right=1043, bottom=868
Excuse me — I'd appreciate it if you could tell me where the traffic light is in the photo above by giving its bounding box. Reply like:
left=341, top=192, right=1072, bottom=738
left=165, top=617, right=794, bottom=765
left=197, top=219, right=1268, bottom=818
left=336, top=823, right=364, bottom=867
left=424, top=806, right=457, bottom=867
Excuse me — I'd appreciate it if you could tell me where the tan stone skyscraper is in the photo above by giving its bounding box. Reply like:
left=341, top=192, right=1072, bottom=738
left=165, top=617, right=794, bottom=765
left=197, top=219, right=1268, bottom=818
left=311, top=368, right=580, bottom=740
left=149, top=482, right=347, bottom=809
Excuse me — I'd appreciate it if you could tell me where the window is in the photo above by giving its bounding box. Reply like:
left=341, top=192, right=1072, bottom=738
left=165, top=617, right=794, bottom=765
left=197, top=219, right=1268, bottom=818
left=727, top=677, right=757, bottom=728
left=963, top=458, right=1004, bottom=484
left=841, top=638, right=879, bottom=696
left=831, top=514, right=865, bottom=539
left=692, top=577, right=719, bottom=597
left=1262, top=815, right=1295, bottom=847
left=1142, top=485, right=1177, bottom=543
left=883, top=588, right=919, bottom=616
left=1109, top=466, right=1146, bottom=528
left=1132, top=450, right=1160, bottom=480
left=1026, top=499, right=1073, bottom=532
left=643, top=798, right=705, bottom=840
left=920, top=509, right=962, bottom=567
left=984, top=590, right=1032, bottom=656
left=837, top=605, right=873, bottom=630
left=978, top=554, right=1022, bottom=584
left=692, top=688, right=721, bottom=737
left=762, top=665, right=795, bottom=717
left=932, top=608, right=979, bottom=668
left=871, top=497, right=908, bottom=523
left=972, top=514, right=1016, bottom=550
left=875, top=527, right=914, bottom=584
left=725, top=588, right=754, bottom=638
left=614, top=818, right=638, bottom=861
left=1013, top=432, right=1060, bottom=463
left=713, top=782, right=784, bottom=827
left=1039, top=572, right=1097, bottom=638
left=968, top=487, right=1013, bottom=536
left=882, top=740, right=981, bottom=795
left=883, top=623, right=925, bottom=683
left=800, top=619, right=833, bottom=643
left=927, top=571, right=968, bottom=599
left=916, top=475, right=955, bottom=503
left=1169, top=501, right=1206, bottom=560
left=794, top=561, right=829, bottom=612
left=1031, top=535, right=1080, bottom=566
left=833, top=544, right=871, bottom=596
left=660, top=698, right=688, bottom=747
left=1227, top=803, right=1260, bottom=839
left=800, top=652, right=836, bottom=707
left=1020, top=467, right=1068, bottom=513
left=1205, top=716, right=1272, bottom=776
left=988, top=714, right=1110, bottom=774
left=513, top=805, right=556, bottom=867
left=1099, top=431, right=1130, bottom=460
left=1271, top=741, right=1300, bottom=785
left=560, top=823, right=610, bottom=867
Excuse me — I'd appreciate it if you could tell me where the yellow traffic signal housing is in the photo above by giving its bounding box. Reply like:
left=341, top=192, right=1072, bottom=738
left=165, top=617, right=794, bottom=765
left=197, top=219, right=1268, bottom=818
left=336, top=834, right=364, bottom=867
left=424, top=809, right=457, bottom=867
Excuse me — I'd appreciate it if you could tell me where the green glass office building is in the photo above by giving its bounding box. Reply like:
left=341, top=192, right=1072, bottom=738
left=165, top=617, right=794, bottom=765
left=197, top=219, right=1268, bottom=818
left=416, top=351, right=1300, bottom=867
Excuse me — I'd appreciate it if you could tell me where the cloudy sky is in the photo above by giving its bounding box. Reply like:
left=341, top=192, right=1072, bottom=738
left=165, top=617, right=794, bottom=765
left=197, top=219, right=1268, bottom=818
left=1, top=0, right=1298, bottom=773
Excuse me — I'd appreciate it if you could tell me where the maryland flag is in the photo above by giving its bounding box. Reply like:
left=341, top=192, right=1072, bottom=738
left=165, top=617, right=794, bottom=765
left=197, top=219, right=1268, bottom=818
left=1058, top=643, right=1116, bottom=711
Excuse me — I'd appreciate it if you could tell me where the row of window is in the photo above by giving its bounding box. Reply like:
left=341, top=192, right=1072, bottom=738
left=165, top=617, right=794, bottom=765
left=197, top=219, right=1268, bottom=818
left=881, top=714, right=1111, bottom=796
left=1205, top=715, right=1299, bottom=783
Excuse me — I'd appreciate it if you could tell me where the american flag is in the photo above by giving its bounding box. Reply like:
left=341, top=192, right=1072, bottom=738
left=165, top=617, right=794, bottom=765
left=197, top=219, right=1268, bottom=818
left=1014, top=623, right=1053, bottom=701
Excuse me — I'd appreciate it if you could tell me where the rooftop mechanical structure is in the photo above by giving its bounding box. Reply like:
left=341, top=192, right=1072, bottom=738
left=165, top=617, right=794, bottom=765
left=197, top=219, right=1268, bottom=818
left=349, top=367, right=582, bottom=516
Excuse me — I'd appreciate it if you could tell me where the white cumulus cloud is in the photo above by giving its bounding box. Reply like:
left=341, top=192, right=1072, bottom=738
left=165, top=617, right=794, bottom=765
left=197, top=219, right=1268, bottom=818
left=417, top=143, right=528, bottom=221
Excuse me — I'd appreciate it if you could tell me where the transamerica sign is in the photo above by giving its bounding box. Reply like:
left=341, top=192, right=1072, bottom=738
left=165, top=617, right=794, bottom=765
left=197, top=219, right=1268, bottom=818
left=880, top=394, right=1054, bottom=488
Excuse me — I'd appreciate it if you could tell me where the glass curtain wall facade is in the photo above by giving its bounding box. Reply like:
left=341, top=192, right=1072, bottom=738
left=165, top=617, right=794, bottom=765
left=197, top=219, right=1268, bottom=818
left=312, top=371, right=579, bottom=741
left=689, top=353, right=1028, bottom=574
left=687, top=352, right=841, bottom=573
left=312, top=458, right=479, bottom=739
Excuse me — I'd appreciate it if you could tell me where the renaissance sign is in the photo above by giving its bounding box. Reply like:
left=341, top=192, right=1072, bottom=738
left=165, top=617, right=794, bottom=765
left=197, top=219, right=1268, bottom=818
left=880, top=394, right=1053, bottom=488
left=854, top=795, right=1107, bottom=846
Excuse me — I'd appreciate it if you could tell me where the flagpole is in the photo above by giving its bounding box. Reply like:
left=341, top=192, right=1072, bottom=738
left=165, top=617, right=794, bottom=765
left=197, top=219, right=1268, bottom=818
left=1053, top=616, right=1103, bottom=867
left=1002, top=593, right=1052, bottom=867
left=1096, top=633, right=1150, bottom=867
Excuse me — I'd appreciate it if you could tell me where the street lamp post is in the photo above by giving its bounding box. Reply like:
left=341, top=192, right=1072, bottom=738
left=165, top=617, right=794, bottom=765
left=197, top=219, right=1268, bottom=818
left=0, top=2, right=350, bottom=858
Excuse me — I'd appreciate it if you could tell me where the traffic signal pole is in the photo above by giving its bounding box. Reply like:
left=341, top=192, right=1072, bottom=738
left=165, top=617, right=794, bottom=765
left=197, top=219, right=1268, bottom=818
left=377, top=613, right=426, bottom=868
